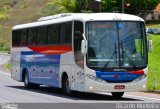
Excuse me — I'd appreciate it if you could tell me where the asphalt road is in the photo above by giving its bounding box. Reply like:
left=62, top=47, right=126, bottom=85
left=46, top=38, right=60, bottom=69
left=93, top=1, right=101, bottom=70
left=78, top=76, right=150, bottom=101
left=0, top=53, right=10, bottom=65
left=0, top=53, right=160, bottom=109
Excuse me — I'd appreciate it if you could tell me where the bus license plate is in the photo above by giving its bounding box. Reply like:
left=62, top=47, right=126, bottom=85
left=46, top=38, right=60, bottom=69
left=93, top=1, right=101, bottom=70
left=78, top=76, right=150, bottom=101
left=115, top=85, right=125, bottom=89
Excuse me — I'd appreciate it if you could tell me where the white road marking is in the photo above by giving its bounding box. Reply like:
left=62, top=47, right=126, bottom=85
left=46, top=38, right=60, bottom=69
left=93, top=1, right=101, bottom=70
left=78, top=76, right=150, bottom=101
left=125, top=94, right=160, bottom=101
left=0, top=71, right=10, bottom=76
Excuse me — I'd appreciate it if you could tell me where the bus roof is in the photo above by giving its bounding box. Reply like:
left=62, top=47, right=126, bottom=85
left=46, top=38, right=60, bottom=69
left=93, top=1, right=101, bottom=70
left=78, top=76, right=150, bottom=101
left=12, top=13, right=144, bottom=30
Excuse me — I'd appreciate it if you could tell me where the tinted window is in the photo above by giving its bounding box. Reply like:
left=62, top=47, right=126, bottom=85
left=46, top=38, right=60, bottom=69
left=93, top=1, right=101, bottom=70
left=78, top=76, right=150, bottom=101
left=12, top=30, right=19, bottom=47
left=74, top=21, right=83, bottom=52
left=74, top=21, right=84, bottom=68
left=60, top=22, right=72, bottom=44
left=48, top=24, right=60, bottom=45
left=28, top=28, right=37, bottom=45
left=37, top=26, right=48, bottom=45
left=19, top=29, right=27, bottom=46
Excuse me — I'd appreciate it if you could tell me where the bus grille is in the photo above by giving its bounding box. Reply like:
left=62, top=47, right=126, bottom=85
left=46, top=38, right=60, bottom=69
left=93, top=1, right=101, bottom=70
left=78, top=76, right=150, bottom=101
left=105, top=80, right=133, bottom=83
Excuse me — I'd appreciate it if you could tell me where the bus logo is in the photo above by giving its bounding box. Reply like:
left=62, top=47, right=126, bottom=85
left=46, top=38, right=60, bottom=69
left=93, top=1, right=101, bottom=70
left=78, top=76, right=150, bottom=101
left=114, top=69, right=127, bottom=72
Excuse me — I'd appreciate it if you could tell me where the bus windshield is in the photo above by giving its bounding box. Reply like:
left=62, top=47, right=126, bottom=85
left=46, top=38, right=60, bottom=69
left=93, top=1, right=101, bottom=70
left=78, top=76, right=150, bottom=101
left=86, top=21, right=147, bottom=71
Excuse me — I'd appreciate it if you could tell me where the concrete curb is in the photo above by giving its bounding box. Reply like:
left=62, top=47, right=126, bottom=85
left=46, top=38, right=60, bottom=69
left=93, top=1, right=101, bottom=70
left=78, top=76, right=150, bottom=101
left=4, top=64, right=11, bottom=72
left=0, top=53, right=10, bottom=56
left=145, top=90, right=160, bottom=94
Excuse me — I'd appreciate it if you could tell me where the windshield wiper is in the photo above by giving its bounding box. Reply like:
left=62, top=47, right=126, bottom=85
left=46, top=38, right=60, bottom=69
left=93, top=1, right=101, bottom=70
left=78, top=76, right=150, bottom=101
left=102, top=42, right=117, bottom=71
left=121, top=41, right=137, bottom=68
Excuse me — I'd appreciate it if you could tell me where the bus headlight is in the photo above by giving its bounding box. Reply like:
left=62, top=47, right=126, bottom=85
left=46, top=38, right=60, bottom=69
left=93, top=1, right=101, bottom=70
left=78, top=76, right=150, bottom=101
left=86, top=74, right=106, bottom=83
left=132, top=74, right=146, bottom=83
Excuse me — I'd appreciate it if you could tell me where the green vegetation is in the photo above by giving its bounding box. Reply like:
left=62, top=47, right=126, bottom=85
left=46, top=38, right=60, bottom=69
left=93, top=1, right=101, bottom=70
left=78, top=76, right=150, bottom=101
left=0, top=0, right=15, bottom=51
left=0, top=1, right=11, bottom=23
left=39, top=1, right=64, bottom=16
left=39, top=0, right=81, bottom=17
left=0, top=14, right=9, bottom=23
left=101, top=0, right=159, bottom=14
left=0, top=37, right=9, bottom=51
left=147, top=24, right=160, bottom=91
left=5, top=63, right=11, bottom=70
left=20, top=0, right=31, bottom=9
left=0, top=0, right=51, bottom=52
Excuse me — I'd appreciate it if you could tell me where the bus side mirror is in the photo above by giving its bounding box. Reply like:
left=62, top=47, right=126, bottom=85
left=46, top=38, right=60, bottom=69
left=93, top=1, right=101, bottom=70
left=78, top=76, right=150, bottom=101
left=81, top=40, right=88, bottom=55
left=148, top=39, right=153, bottom=53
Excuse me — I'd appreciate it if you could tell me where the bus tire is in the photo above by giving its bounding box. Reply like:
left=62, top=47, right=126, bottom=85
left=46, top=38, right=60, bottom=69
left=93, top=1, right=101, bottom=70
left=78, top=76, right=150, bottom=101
left=62, top=76, right=72, bottom=96
left=24, top=72, right=32, bottom=89
left=111, top=92, right=124, bottom=98
left=23, top=70, right=39, bottom=89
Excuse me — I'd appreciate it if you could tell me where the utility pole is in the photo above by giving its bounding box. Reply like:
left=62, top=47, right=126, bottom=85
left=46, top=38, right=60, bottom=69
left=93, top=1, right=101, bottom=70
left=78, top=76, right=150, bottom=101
left=144, top=0, right=147, bottom=20
left=122, top=0, right=125, bottom=13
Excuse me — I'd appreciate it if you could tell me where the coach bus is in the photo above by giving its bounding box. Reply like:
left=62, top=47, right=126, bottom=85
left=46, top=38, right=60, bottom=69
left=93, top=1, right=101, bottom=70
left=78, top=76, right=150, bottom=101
left=11, top=13, right=148, bottom=98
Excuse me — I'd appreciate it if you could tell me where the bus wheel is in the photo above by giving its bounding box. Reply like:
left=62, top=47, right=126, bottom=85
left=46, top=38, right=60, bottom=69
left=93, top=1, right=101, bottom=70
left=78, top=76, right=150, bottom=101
left=62, top=76, right=72, bottom=95
left=24, top=72, right=39, bottom=89
left=111, top=92, right=124, bottom=98
left=24, top=72, right=35, bottom=89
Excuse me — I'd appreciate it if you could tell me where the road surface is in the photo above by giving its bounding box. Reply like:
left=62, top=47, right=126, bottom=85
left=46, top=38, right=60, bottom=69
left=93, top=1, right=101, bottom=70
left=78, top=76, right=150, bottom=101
left=1, top=71, right=160, bottom=103
left=0, top=53, right=10, bottom=65
left=0, top=53, right=160, bottom=109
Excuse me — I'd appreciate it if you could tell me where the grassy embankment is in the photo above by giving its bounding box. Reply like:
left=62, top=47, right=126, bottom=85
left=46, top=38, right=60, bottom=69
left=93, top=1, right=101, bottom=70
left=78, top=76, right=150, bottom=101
left=0, top=0, right=52, bottom=52
left=147, top=24, right=160, bottom=91
left=0, top=0, right=11, bottom=51
left=5, top=63, right=10, bottom=70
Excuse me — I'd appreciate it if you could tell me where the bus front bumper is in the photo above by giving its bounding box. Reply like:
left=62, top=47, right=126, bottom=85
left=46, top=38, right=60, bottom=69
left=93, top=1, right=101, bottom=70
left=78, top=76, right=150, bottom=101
left=84, top=76, right=147, bottom=93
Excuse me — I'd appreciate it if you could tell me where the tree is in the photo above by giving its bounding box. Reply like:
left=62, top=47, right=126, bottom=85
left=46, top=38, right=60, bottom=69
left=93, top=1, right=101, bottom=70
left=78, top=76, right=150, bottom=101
left=41, top=0, right=159, bottom=17
left=101, top=0, right=159, bottom=15
left=40, top=0, right=97, bottom=16
left=54, top=0, right=81, bottom=13
left=40, top=0, right=81, bottom=16
left=101, top=0, right=119, bottom=12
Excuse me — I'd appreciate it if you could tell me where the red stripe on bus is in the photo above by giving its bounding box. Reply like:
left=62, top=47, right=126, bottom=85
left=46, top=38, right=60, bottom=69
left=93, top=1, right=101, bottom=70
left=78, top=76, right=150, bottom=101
left=28, top=45, right=72, bottom=55
left=129, top=70, right=144, bottom=75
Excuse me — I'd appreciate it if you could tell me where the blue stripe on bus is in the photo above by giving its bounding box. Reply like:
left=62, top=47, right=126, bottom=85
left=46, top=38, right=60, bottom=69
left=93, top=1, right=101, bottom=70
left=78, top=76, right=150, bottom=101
left=96, top=71, right=143, bottom=82
left=20, top=51, right=60, bottom=87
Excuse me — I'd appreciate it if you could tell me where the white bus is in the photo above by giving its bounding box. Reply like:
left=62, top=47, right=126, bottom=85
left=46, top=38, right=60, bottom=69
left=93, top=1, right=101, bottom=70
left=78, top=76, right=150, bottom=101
left=11, top=13, right=148, bottom=98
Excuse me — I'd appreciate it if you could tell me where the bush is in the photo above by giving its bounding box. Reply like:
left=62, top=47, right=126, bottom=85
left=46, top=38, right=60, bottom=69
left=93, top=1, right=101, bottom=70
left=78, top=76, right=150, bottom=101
left=5, top=63, right=11, bottom=70
left=0, top=14, right=9, bottom=23
left=39, top=2, right=68, bottom=17
left=20, top=0, right=31, bottom=9
left=0, top=37, right=9, bottom=51
left=146, top=20, right=160, bottom=25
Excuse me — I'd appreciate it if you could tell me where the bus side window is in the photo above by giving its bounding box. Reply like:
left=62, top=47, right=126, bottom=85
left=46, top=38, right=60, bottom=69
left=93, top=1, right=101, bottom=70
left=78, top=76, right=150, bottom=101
left=60, top=22, right=72, bottom=44
left=37, top=26, right=48, bottom=45
left=74, top=21, right=83, bottom=52
left=48, top=24, right=60, bottom=45
left=12, top=30, right=19, bottom=47
left=74, top=21, right=84, bottom=68
left=19, top=29, right=27, bottom=46
left=28, top=28, right=37, bottom=46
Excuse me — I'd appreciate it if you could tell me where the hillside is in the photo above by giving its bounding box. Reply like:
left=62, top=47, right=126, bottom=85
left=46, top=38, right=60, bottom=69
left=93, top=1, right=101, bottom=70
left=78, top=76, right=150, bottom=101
left=0, top=0, right=52, bottom=50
